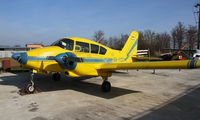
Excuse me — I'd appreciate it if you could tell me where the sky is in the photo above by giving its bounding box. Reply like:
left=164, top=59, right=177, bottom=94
left=0, top=0, right=199, bottom=46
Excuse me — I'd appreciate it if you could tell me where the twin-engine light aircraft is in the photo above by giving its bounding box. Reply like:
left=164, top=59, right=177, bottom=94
left=12, top=30, right=200, bottom=93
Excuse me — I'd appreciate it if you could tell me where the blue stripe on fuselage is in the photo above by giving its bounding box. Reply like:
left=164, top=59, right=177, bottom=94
left=83, top=58, right=112, bottom=63
left=28, top=57, right=48, bottom=61
left=27, top=57, right=113, bottom=63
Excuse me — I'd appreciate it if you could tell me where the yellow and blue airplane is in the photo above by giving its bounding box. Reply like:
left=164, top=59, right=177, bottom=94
left=12, top=30, right=200, bottom=93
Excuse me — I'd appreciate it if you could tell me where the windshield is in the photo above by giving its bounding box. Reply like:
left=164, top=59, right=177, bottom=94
left=51, top=39, right=74, bottom=50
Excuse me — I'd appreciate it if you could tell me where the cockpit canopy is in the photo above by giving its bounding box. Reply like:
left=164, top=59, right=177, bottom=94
left=51, top=39, right=74, bottom=50
left=51, top=38, right=107, bottom=55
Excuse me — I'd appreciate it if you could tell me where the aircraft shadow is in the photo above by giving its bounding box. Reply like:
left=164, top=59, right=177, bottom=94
left=123, top=84, right=200, bottom=120
left=0, top=72, right=140, bottom=99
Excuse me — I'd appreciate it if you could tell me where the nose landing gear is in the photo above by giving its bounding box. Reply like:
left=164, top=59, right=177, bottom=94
left=26, top=73, right=35, bottom=93
left=19, top=72, right=42, bottom=95
left=27, top=84, right=35, bottom=93
left=23, top=72, right=61, bottom=94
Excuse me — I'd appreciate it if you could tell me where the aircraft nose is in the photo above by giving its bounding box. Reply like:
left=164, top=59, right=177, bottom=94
left=12, top=52, right=28, bottom=64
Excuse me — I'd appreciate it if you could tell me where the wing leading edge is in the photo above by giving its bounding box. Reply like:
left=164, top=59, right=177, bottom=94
left=96, top=60, right=200, bottom=70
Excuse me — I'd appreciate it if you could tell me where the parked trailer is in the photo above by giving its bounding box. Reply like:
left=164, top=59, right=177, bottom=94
left=2, top=60, right=10, bottom=71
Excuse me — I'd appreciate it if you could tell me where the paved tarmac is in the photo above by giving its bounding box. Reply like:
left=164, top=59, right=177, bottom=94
left=0, top=69, right=200, bottom=120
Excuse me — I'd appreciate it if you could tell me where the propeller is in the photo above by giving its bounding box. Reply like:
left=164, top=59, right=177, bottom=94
left=62, top=56, right=83, bottom=62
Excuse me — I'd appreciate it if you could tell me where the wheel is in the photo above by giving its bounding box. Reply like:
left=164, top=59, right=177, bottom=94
left=27, top=84, right=35, bottom=93
left=52, top=73, right=61, bottom=81
left=101, top=81, right=111, bottom=92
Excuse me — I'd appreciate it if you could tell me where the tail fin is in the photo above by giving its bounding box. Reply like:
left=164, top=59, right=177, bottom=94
left=120, top=30, right=139, bottom=62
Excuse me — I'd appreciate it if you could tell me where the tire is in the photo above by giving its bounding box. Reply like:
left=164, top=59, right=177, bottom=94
left=52, top=73, right=61, bottom=81
left=27, top=84, right=35, bottom=93
left=101, top=81, right=111, bottom=92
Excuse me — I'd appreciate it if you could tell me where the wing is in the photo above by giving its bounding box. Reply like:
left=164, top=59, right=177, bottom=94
left=96, top=60, right=200, bottom=70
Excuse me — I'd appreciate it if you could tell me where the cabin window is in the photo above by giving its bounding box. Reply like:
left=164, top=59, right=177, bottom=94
left=99, top=46, right=107, bottom=54
left=51, top=39, right=74, bottom=50
left=91, top=44, right=99, bottom=54
left=75, top=41, right=89, bottom=52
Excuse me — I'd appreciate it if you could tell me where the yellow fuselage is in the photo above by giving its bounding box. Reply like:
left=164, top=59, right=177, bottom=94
left=25, top=37, right=130, bottom=77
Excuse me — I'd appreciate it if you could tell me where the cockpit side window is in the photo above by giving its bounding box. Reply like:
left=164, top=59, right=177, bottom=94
left=75, top=41, right=89, bottom=53
left=51, top=39, right=74, bottom=50
left=91, top=44, right=99, bottom=54
left=99, top=46, right=107, bottom=54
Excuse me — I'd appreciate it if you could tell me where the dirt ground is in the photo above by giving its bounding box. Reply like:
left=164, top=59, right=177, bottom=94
left=0, top=69, right=200, bottom=120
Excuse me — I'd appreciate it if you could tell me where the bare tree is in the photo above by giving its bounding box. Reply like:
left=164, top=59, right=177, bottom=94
left=139, top=30, right=156, bottom=55
left=143, top=30, right=156, bottom=46
left=108, top=36, right=118, bottom=49
left=138, top=30, right=171, bottom=56
left=157, top=33, right=170, bottom=48
left=138, top=31, right=150, bottom=50
left=171, top=30, right=176, bottom=49
left=107, top=34, right=128, bottom=50
left=92, top=22, right=193, bottom=57
left=154, top=32, right=171, bottom=55
left=116, top=34, right=129, bottom=50
left=93, top=30, right=106, bottom=44
left=186, top=25, right=197, bottom=50
left=171, top=22, right=186, bottom=49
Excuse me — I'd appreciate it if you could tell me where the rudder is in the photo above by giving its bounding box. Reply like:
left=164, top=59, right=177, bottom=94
left=120, top=30, right=139, bottom=62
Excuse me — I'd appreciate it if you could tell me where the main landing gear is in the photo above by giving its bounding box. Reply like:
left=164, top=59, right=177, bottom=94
left=101, top=77, right=111, bottom=92
left=52, top=72, right=61, bottom=81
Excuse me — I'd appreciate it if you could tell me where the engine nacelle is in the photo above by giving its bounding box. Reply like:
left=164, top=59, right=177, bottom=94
left=12, top=52, right=28, bottom=64
left=55, top=52, right=77, bottom=70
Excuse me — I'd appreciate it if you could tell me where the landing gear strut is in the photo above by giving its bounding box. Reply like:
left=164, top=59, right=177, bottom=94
left=101, top=77, right=111, bottom=92
left=52, top=72, right=61, bottom=81
left=26, top=73, right=35, bottom=93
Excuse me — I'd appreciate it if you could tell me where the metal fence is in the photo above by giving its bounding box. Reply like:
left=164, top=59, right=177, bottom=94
left=0, top=51, right=26, bottom=58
